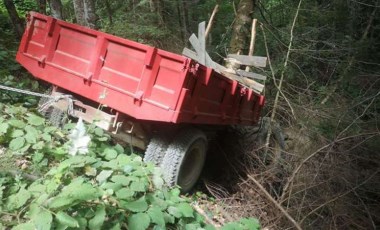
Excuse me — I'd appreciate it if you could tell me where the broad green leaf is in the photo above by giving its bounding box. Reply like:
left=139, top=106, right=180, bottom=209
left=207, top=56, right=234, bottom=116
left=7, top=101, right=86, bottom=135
left=48, top=196, right=75, bottom=210
left=110, top=175, right=131, bottom=186
left=221, top=222, right=242, bottom=230
left=115, top=188, right=134, bottom=199
left=177, top=203, right=194, bottom=218
left=33, top=208, right=53, bottom=230
left=24, top=125, right=38, bottom=136
left=104, top=148, right=118, bottom=160
left=24, top=132, right=37, bottom=144
left=130, top=180, right=146, bottom=192
left=27, top=114, right=45, bottom=126
left=9, top=137, right=25, bottom=151
left=94, top=127, right=104, bottom=136
left=6, top=187, right=31, bottom=210
left=85, top=165, right=97, bottom=176
left=0, top=123, right=9, bottom=134
left=101, top=182, right=123, bottom=192
left=148, top=196, right=168, bottom=211
left=9, top=119, right=26, bottom=128
left=239, top=218, right=260, bottom=230
left=185, top=223, right=202, bottom=230
left=11, top=222, right=34, bottom=230
left=41, top=133, right=52, bottom=142
left=121, top=196, right=148, bottom=212
left=75, top=217, right=87, bottom=230
left=147, top=207, right=165, bottom=227
left=128, top=213, right=150, bottom=230
left=163, top=213, right=175, bottom=224
left=96, top=170, right=113, bottom=184
left=32, top=141, right=45, bottom=150
left=110, top=223, right=121, bottom=230
left=11, top=129, right=24, bottom=138
left=167, top=206, right=182, bottom=218
left=114, top=144, right=124, bottom=154
left=88, top=205, right=106, bottom=230
left=56, top=211, right=79, bottom=228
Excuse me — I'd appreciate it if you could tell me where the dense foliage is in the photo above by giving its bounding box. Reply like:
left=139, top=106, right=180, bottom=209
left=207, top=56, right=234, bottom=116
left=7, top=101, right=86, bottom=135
left=0, top=102, right=260, bottom=229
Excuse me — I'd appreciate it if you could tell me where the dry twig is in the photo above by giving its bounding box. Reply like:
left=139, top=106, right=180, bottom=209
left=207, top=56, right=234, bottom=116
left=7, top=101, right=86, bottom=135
left=247, top=174, right=302, bottom=230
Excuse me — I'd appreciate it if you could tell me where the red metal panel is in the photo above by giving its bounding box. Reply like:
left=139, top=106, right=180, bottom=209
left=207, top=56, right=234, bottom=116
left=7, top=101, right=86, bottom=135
left=17, top=12, right=264, bottom=126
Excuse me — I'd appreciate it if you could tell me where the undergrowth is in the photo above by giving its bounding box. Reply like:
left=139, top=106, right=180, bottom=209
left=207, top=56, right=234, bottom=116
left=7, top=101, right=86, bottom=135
left=0, top=101, right=260, bottom=230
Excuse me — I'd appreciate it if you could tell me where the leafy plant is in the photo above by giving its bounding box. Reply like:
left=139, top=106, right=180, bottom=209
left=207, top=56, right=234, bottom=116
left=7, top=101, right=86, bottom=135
left=0, top=103, right=260, bottom=230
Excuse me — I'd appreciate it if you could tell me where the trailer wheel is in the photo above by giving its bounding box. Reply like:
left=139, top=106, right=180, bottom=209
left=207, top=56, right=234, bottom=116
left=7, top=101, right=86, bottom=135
left=161, top=128, right=207, bottom=193
left=143, top=136, right=169, bottom=166
left=49, top=107, right=67, bottom=127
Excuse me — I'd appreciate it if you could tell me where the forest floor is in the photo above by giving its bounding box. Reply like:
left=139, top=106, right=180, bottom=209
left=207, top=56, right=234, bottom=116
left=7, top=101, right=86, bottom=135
left=196, top=99, right=380, bottom=229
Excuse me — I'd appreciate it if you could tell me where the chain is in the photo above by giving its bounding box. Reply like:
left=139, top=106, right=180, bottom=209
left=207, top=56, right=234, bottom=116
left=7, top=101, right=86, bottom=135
left=0, top=84, right=75, bottom=116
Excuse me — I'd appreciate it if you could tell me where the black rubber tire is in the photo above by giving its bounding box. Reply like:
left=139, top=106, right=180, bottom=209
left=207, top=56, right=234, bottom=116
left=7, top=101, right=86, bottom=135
left=143, top=136, right=169, bottom=166
left=49, top=107, right=67, bottom=128
left=160, top=128, right=207, bottom=193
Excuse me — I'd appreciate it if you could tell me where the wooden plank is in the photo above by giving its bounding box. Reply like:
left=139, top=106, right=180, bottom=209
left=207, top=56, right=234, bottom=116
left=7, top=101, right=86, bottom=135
left=236, top=70, right=267, bottom=81
left=222, top=71, right=264, bottom=93
left=182, top=47, right=199, bottom=61
left=198, top=22, right=206, bottom=65
left=227, top=54, right=267, bottom=67
left=189, top=34, right=206, bottom=65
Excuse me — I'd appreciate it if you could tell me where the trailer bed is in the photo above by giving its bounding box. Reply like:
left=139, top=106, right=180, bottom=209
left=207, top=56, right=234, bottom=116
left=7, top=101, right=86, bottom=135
left=17, top=12, right=264, bottom=125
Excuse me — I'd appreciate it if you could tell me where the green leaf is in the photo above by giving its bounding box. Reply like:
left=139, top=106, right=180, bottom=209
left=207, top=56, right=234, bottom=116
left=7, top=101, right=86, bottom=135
left=41, top=133, right=52, bottom=142
left=0, top=122, right=9, bottom=134
left=9, top=137, right=25, bottom=151
left=32, top=141, right=45, bottom=150
left=56, top=211, right=79, bottom=228
left=11, top=222, right=35, bottom=230
left=114, top=144, right=124, bottom=154
left=115, top=188, right=135, bottom=199
left=94, top=128, right=104, bottom=136
left=239, top=218, right=260, bottom=230
left=88, top=205, right=106, bottom=230
left=27, top=114, right=45, bottom=126
left=177, top=203, right=194, bottom=218
left=96, top=170, right=113, bottom=184
left=110, top=175, right=131, bottom=186
left=104, top=148, right=118, bottom=160
left=9, top=119, right=26, bottom=128
left=221, top=222, right=243, bottom=230
left=6, top=187, right=31, bottom=210
left=33, top=209, right=53, bottom=230
left=48, top=196, right=75, bottom=210
left=167, top=206, right=182, bottom=218
left=147, top=207, right=165, bottom=227
left=11, top=129, right=24, bottom=138
left=121, top=196, right=148, bottom=212
left=24, top=132, right=37, bottom=144
left=24, top=125, right=38, bottom=136
left=128, top=213, right=150, bottom=230
left=130, top=180, right=146, bottom=192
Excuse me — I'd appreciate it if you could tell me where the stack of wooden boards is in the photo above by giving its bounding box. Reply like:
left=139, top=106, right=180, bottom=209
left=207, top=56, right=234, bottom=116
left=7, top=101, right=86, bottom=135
left=182, top=21, right=267, bottom=94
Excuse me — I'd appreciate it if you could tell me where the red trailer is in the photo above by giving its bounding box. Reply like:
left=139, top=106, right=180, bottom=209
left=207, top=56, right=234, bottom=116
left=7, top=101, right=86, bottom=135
left=16, top=12, right=265, bottom=192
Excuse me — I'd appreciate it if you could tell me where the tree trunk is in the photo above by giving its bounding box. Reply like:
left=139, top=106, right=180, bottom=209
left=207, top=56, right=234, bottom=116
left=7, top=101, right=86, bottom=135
left=105, top=0, right=113, bottom=25
left=73, top=0, right=97, bottom=29
left=36, top=0, right=47, bottom=14
left=73, top=0, right=86, bottom=26
left=177, top=0, right=188, bottom=44
left=229, top=0, right=255, bottom=54
left=3, top=0, right=24, bottom=39
left=48, top=0, right=63, bottom=20
left=84, top=0, right=97, bottom=29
